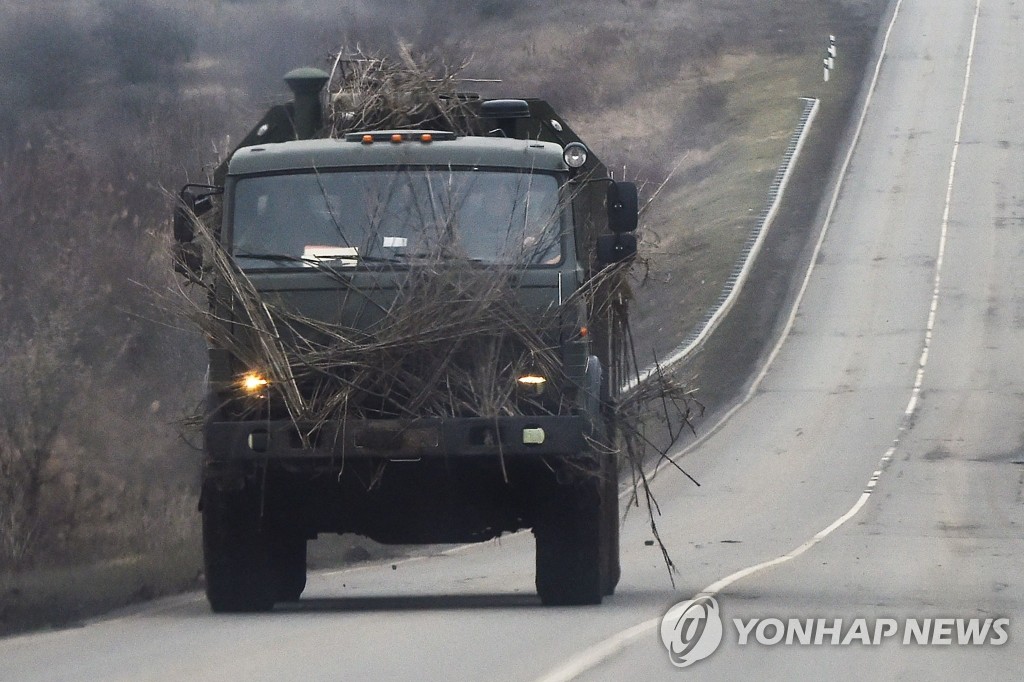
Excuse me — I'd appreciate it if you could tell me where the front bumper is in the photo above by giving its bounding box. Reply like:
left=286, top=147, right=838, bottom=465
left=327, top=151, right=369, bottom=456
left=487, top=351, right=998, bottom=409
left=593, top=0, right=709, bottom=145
left=205, top=415, right=590, bottom=461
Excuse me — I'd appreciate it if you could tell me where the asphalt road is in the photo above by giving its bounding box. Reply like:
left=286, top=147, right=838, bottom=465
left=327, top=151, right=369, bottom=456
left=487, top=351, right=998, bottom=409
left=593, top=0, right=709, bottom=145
left=2, top=0, right=1022, bottom=679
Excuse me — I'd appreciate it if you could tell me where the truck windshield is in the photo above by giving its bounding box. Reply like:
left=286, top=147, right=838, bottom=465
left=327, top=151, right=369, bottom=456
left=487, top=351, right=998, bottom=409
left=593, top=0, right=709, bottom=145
left=231, top=168, right=565, bottom=268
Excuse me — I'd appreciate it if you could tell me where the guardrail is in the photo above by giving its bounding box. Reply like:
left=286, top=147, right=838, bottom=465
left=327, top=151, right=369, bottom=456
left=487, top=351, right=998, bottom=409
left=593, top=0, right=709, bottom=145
left=624, top=96, right=820, bottom=394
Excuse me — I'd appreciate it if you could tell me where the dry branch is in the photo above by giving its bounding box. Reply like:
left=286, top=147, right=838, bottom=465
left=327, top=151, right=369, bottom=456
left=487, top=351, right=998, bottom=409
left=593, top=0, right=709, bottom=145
left=325, top=45, right=478, bottom=136
left=173, top=48, right=702, bottom=578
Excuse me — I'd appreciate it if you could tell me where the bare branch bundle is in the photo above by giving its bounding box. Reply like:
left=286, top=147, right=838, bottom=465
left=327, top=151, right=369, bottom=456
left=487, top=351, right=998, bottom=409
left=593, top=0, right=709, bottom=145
left=182, top=211, right=569, bottom=431
left=170, top=52, right=704, bottom=577
left=325, top=45, right=478, bottom=136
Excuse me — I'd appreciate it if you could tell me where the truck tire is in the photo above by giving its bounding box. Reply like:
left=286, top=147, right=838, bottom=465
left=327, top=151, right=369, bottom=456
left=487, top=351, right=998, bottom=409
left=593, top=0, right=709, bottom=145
left=589, top=357, right=620, bottom=596
left=202, top=484, right=277, bottom=613
left=602, top=455, right=621, bottom=596
left=272, top=534, right=307, bottom=602
left=535, top=475, right=604, bottom=606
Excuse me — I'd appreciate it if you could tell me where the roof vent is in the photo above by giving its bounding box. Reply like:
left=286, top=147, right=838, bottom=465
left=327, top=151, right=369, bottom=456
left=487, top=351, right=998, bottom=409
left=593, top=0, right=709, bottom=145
left=284, top=67, right=330, bottom=139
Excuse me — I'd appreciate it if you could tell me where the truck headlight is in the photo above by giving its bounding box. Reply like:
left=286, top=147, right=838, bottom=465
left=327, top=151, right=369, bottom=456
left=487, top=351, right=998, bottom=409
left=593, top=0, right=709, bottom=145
left=239, top=371, right=269, bottom=395
left=563, top=142, right=588, bottom=169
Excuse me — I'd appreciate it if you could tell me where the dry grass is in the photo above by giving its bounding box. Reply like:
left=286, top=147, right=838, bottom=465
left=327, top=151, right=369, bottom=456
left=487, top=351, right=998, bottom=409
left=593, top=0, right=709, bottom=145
left=324, top=46, right=478, bottom=136
left=632, top=54, right=816, bottom=353
left=0, top=540, right=201, bottom=636
left=453, top=1, right=885, bottom=361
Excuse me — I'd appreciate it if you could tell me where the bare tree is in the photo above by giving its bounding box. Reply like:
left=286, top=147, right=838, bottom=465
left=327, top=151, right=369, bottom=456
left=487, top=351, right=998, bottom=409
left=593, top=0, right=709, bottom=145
left=0, top=309, right=87, bottom=568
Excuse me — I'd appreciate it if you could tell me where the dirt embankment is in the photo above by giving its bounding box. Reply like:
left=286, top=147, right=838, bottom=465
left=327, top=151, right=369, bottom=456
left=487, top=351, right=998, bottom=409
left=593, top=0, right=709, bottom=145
left=658, top=1, right=893, bottom=422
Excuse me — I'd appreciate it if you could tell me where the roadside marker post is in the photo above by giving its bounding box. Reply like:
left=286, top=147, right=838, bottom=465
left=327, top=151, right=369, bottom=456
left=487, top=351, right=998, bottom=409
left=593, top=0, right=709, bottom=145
left=824, top=34, right=837, bottom=81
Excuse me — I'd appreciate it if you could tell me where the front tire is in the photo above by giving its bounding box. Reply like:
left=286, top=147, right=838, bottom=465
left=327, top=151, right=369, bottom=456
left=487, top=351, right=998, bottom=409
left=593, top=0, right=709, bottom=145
left=202, top=483, right=277, bottom=613
left=271, top=534, right=307, bottom=602
left=602, top=454, right=621, bottom=596
left=535, top=473, right=605, bottom=606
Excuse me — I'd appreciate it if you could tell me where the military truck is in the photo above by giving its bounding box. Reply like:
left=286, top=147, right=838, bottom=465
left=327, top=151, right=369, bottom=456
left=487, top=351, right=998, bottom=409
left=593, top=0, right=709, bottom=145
left=173, top=67, right=639, bottom=611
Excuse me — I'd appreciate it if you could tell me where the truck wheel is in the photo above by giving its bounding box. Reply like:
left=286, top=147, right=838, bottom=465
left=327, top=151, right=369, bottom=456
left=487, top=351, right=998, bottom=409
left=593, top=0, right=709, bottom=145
left=202, top=484, right=277, bottom=613
left=535, top=476, right=604, bottom=606
left=602, top=455, right=621, bottom=597
left=272, top=534, right=307, bottom=602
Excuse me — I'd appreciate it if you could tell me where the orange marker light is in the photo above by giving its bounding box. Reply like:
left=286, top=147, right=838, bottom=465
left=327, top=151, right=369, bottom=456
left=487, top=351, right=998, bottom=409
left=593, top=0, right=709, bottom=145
left=361, top=134, right=373, bottom=144
left=580, top=326, right=589, bottom=337
left=391, top=133, right=403, bottom=143
left=421, top=133, right=433, bottom=143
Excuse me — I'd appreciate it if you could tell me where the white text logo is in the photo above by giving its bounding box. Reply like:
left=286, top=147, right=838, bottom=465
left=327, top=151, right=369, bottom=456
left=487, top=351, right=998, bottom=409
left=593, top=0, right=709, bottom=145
left=734, top=617, right=1009, bottom=646
left=660, top=598, right=1011, bottom=670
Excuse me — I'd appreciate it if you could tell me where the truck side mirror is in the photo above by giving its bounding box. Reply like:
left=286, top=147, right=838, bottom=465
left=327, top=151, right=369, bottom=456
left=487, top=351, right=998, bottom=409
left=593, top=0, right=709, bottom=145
left=173, top=189, right=214, bottom=243
left=173, top=185, right=219, bottom=279
left=607, top=181, right=638, bottom=234
left=173, top=241, right=204, bottom=278
left=596, top=233, right=637, bottom=264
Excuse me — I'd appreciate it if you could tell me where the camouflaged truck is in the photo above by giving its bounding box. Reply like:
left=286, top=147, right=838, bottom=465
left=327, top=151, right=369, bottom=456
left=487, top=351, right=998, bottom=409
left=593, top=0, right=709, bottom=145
left=173, top=68, right=639, bottom=611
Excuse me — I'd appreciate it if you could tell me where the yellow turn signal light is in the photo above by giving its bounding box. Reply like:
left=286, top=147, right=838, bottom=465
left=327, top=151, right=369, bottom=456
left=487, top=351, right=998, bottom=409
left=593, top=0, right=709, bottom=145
left=240, top=371, right=269, bottom=394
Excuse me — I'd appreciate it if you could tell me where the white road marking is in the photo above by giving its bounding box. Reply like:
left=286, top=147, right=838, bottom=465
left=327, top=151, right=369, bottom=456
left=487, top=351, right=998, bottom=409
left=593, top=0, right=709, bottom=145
left=533, top=0, right=984, bottom=679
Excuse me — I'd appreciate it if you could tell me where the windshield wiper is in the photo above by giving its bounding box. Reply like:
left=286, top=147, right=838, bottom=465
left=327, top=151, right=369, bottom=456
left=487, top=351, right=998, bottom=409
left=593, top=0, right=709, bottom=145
left=389, top=251, right=491, bottom=264
left=354, top=254, right=405, bottom=263
left=233, top=252, right=304, bottom=263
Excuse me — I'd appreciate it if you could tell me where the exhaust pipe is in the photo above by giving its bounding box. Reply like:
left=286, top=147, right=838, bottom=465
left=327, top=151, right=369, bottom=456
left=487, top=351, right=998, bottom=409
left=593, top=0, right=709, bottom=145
left=284, top=67, right=330, bottom=139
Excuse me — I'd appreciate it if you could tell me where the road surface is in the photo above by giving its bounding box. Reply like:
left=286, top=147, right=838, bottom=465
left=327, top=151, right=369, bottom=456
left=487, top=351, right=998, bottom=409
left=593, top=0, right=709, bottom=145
left=1, top=0, right=1021, bottom=679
